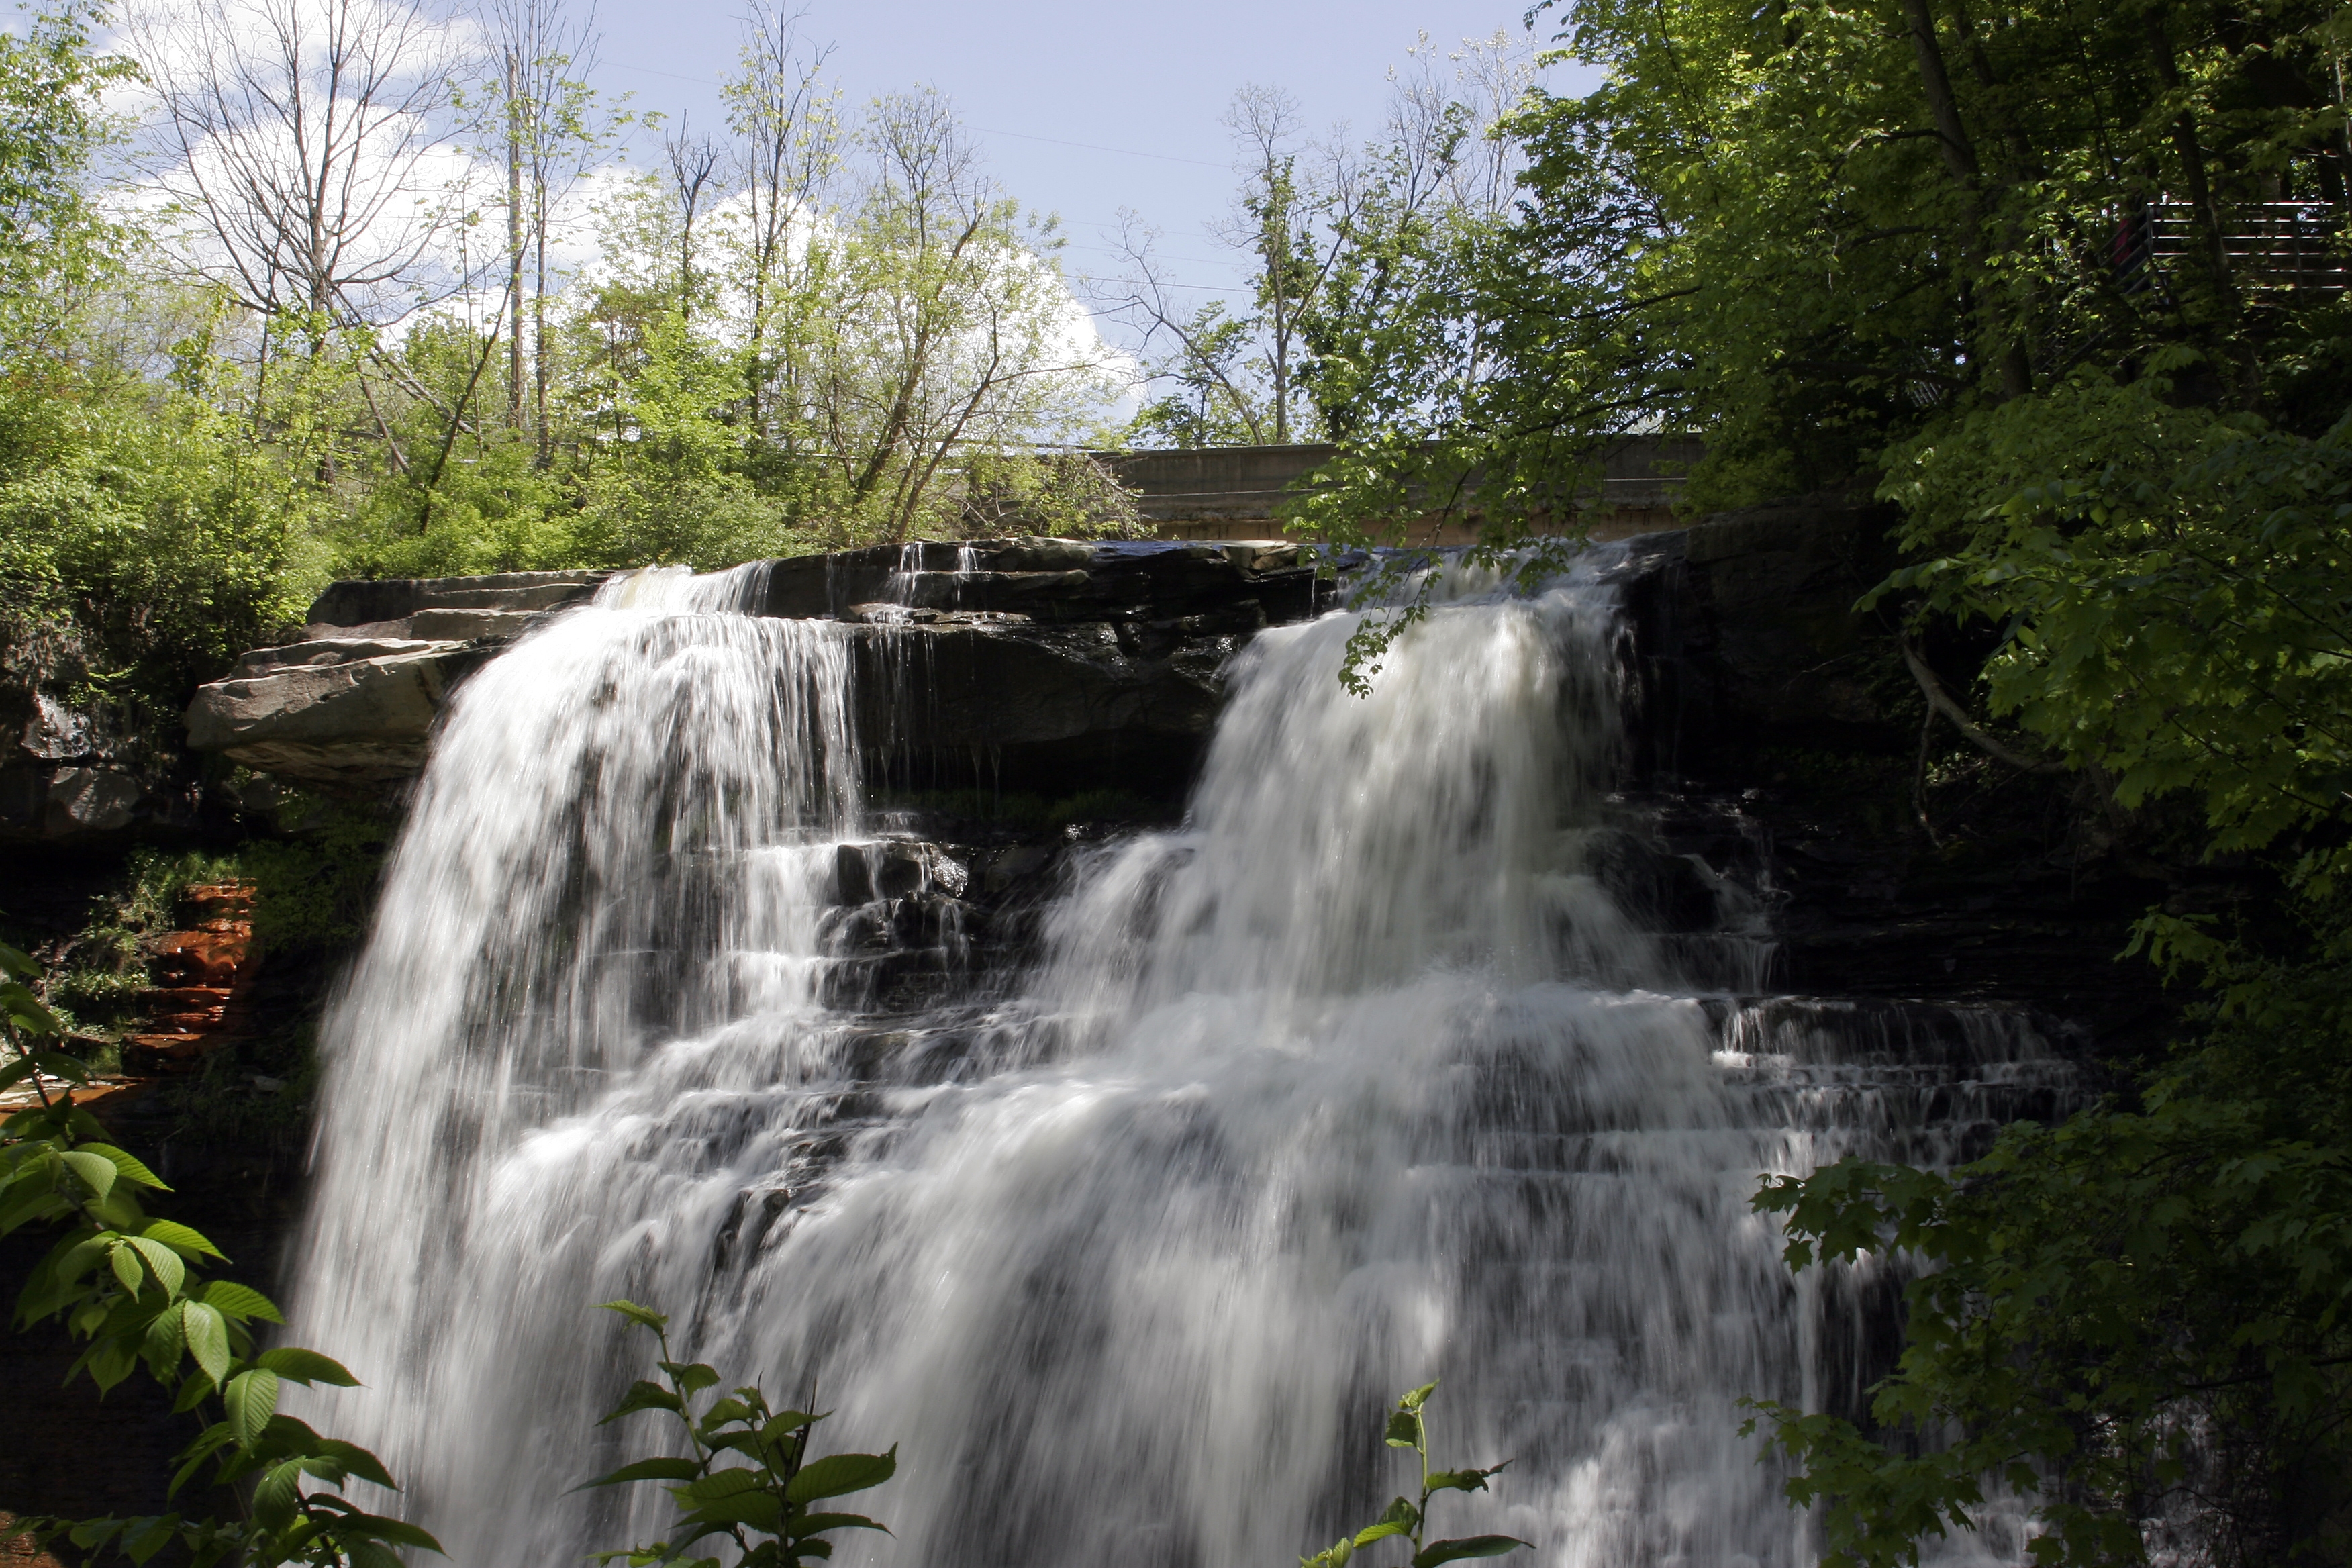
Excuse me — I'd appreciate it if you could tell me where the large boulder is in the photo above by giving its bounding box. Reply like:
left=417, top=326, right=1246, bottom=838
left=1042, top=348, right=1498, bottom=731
left=182, top=641, right=499, bottom=786
left=183, top=571, right=611, bottom=787
left=0, top=621, right=193, bottom=843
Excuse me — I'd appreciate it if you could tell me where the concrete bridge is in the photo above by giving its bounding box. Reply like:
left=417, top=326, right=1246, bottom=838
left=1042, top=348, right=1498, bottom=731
left=1106, top=436, right=1700, bottom=545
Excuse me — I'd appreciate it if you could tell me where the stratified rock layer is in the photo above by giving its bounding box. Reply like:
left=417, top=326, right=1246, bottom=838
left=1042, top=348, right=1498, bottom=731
left=184, top=542, right=1326, bottom=793
left=181, top=571, right=609, bottom=785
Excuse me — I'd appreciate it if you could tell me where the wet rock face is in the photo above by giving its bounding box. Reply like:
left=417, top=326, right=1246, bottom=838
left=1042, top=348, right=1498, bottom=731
left=1610, top=496, right=2175, bottom=1057
left=183, top=543, right=1327, bottom=797
left=1610, top=492, right=1909, bottom=775
left=769, top=538, right=1324, bottom=795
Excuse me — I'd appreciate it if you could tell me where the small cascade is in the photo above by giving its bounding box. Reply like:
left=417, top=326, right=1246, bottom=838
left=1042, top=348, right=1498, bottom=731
left=285, top=550, right=2072, bottom=1567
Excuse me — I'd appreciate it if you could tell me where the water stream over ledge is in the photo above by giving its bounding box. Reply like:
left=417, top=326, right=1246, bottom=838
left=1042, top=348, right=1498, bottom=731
left=287, top=550, right=2069, bottom=1567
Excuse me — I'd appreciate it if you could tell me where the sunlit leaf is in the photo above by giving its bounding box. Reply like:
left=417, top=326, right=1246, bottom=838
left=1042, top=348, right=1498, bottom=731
left=183, top=1300, right=230, bottom=1384
left=224, top=1368, right=281, bottom=1444
left=599, top=1299, right=671, bottom=1333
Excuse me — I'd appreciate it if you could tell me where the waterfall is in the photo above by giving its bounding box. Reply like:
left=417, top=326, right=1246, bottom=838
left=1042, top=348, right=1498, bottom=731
left=287, top=551, right=2064, bottom=1567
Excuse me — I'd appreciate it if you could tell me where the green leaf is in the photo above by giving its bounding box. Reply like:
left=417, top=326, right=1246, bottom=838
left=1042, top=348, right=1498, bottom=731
left=1411, top=1536, right=1526, bottom=1568
left=1398, top=1381, right=1438, bottom=1412
left=1353, top=1522, right=1412, bottom=1548
left=600, top=1299, right=671, bottom=1333
left=109, top=1238, right=145, bottom=1294
left=64, top=1149, right=119, bottom=1202
left=126, top=1236, right=186, bottom=1296
left=346, top=1538, right=406, bottom=1568
left=697, top=1395, right=752, bottom=1428
left=1426, top=1464, right=1505, bottom=1495
left=340, top=1514, right=445, bottom=1553
left=224, top=1368, right=281, bottom=1444
left=195, top=1279, right=283, bottom=1323
left=599, top=1379, right=685, bottom=1424
left=183, top=1300, right=230, bottom=1384
left=82, top=1144, right=166, bottom=1190
left=139, top=1218, right=224, bottom=1259
left=577, top=1457, right=702, bottom=1491
left=143, top=1300, right=188, bottom=1376
left=1383, top=1409, right=1422, bottom=1448
left=312, top=1440, right=398, bottom=1491
left=787, top=1513, right=888, bottom=1540
left=1, top=981, right=62, bottom=1036
left=0, top=943, right=39, bottom=979
left=660, top=1360, right=721, bottom=1397
left=3, top=1052, right=89, bottom=1087
left=687, top=1489, right=784, bottom=1532
left=252, top=1459, right=305, bottom=1530
left=678, top=1468, right=763, bottom=1503
left=1369, top=1496, right=1419, bottom=1536
left=256, top=1346, right=360, bottom=1387
left=784, top=1447, right=897, bottom=1504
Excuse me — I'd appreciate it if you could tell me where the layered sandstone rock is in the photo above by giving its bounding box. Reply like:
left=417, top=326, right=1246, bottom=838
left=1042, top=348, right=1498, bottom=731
left=181, top=571, right=609, bottom=785
left=183, top=543, right=1328, bottom=795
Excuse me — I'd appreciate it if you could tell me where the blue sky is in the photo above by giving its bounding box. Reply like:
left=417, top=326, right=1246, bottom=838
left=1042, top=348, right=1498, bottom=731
left=589, top=0, right=1594, bottom=306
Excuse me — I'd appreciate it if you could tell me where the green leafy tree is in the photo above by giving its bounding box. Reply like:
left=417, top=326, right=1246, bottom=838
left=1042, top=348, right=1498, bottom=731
left=1281, top=0, right=2352, bottom=1558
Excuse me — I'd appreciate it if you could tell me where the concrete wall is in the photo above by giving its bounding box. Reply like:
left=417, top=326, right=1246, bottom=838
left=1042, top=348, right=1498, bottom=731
left=1106, top=436, right=1701, bottom=545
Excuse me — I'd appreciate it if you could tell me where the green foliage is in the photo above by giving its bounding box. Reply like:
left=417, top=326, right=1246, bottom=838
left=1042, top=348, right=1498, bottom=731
left=239, top=797, right=397, bottom=956
left=1297, top=1382, right=1524, bottom=1568
left=1290, top=0, right=2352, bottom=681
left=0, top=942, right=438, bottom=1568
left=1877, top=381, right=2352, bottom=871
left=582, top=1300, right=897, bottom=1568
left=1745, top=355, right=2352, bottom=1566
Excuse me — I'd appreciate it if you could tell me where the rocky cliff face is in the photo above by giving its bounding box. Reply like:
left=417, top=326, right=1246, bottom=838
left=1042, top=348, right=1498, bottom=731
left=184, top=540, right=1328, bottom=797
left=170, top=509, right=2168, bottom=1052
left=1610, top=497, right=2171, bottom=1055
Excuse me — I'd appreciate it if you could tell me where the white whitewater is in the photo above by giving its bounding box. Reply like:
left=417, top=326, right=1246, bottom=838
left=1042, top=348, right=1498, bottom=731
left=288, top=552, right=2056, bottom=1567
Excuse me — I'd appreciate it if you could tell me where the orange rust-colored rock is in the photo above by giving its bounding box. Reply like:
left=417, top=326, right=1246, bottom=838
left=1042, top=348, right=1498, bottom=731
left=124, top=882, right=262, bottom=1074
left=0, top=1512, right=63, bottom=1568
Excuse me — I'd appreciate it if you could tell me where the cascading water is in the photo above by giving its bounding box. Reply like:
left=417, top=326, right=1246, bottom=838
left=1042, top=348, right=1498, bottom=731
left=287, top=549, right=2066, bottom=1567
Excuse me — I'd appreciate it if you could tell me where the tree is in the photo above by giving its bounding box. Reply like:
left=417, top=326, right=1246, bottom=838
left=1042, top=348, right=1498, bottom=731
left=481, top=0, right=607, bottom=457
left=127, top=0, right=472, bottom=330
left=799, top=87, right=1122, bottom=540
left=1289, top=0, right=2352, bottom=1559
left=722, top=0, right=840, bottom=452
left=1100, top=41, right=1539, bottom=455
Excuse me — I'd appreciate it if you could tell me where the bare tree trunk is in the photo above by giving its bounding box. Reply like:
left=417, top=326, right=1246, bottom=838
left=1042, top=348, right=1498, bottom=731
left=534, top=183, right=550, bottom=463
left=506, top=48, right=526, bottom=429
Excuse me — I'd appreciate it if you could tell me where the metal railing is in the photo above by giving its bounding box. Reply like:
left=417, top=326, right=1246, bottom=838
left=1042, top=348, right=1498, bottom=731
left=2115, top=199, right=2348, bottom=295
